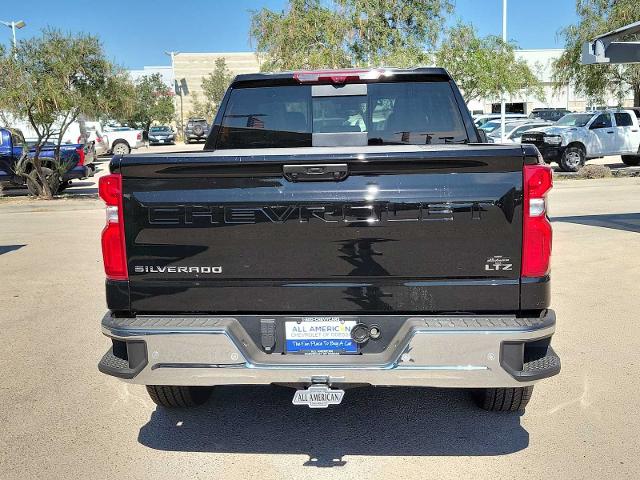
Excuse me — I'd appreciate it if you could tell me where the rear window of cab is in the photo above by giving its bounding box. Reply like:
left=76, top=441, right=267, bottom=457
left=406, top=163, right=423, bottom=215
left=216, top=82, right=469, bottom=149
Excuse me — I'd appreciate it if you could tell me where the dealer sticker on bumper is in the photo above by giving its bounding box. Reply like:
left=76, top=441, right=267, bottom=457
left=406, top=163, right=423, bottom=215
left=292, top=385, right=345, bottom=408
left=285, top=317, right=357, bottom=354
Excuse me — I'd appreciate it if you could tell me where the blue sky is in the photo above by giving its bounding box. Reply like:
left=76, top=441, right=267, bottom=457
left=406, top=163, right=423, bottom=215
left=3, top=0, right=578, bottom=69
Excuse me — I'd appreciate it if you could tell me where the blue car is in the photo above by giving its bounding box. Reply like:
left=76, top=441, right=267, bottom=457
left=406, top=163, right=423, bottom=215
left=0, top=127, right=93, bottom=193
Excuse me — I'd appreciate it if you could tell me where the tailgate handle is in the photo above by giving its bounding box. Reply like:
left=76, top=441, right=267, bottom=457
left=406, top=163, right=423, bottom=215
left=283, top=164, right=348, bottom=182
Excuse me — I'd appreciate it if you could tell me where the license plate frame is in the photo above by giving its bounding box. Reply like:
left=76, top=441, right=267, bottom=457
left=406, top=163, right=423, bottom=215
left=285, top=317, right=357, bottom=355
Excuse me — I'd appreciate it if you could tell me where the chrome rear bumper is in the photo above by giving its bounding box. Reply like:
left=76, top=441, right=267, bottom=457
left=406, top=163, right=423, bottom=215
left=99, top=311, right=559, bottom=388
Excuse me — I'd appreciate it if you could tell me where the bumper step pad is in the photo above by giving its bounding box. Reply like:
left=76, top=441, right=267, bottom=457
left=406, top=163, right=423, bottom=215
left=98, top=342, right=147, bottom=379
left=99, top=348, right=129, bottom=370
left=502, top=345, right=561, bottom=382
left=522, top=347, right=561, bottom=377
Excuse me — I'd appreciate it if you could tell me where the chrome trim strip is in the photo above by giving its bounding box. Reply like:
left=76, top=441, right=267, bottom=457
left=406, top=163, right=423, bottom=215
left=151, top=362, right=489, bottom=372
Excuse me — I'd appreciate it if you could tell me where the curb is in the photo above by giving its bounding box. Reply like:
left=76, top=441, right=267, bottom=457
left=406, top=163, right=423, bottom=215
left=554, top=166, right=640, bottom=180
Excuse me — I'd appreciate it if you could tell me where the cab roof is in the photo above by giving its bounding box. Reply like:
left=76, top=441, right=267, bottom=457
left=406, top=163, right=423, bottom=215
left=231, top=67, right=452, bottom=88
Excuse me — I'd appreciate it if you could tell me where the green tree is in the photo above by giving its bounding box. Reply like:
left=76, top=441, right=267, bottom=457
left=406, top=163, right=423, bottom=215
left=128, top=73, right=175, bottom=131
left=436, top=23, right=542, bottom=103
left=250, top=0, right=452, bottom=70
left=188, top=58, right=234, bottom=119
left=188, top=93, right=207, bottom=120
left=0, top=29, right=133, bottom=198
left=552, top=0, right=640, bottom=106
left=250, top=0, right=350, bottom=71
left=338, top=0, right=453, bottom=67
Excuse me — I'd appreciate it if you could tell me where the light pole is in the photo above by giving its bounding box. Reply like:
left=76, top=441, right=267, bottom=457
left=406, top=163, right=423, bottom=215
left=1, top=19, right=26, bottom=58
left=500, top=0, right=507, bottom=143
left=164, top=51, right=184, bottom=137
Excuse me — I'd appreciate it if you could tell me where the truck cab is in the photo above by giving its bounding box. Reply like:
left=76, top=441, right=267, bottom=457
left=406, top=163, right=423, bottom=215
left=521, top=109, right=640, bottom=171
left=0, top=128, right=25, bottom=183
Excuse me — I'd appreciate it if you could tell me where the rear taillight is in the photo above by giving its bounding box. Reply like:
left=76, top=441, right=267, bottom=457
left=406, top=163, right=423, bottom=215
left=293, top=68, right=391, bottom=84
left=96, top=135, right=103, bottom=143
left=99, top=174, right=128, bottom=280
left=522, top=164, right=553, bottom=277
left=136, top=132, right=142, bottom=140
left=76, top=146, right=85, bottom=166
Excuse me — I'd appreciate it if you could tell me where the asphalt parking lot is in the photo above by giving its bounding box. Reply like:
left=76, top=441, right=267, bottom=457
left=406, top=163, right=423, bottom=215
left=0, top=146, right=639, bottom=479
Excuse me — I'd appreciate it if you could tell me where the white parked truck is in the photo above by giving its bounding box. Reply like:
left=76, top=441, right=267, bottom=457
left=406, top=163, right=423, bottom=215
left=521, top=109, right=640, bottom=171
left=102, top=125, right=145, bottom=155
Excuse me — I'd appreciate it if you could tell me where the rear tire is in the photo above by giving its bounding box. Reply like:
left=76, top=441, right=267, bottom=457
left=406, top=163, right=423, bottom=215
left=559, top=146, right=585, bottom=172
left=146, top=385, right=213, bottom=408
left=112, top=141, right=130, bottom=155
left=26, top=167, right=60, bottom=196
left=474, top=386, right=534, bottom=412
left=621, top=155, right=640, bottom=166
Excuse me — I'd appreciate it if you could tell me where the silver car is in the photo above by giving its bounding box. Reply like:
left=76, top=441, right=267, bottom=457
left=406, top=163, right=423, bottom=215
left=487, top=120, right=553, bottom=144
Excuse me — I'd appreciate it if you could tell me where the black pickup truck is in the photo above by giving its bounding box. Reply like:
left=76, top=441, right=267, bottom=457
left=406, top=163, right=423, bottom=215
left=98, top=68, right=560, bottom=412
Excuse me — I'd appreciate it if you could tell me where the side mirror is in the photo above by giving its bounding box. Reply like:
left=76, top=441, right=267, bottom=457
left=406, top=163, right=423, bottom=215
left=590, top=121, right=605, bottom=130
left=477, top=129, right=488, bottom=143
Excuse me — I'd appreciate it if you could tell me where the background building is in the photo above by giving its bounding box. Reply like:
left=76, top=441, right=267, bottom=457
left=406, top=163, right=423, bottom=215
left=467, top=49, right=570, bottom=114
left=129, top=53, right=261, bottom=129
left=171, top=52, right=261, bottom=117
left=466, top=49, right=635, bottom=114
left=128, top=66, right=174, bottom=89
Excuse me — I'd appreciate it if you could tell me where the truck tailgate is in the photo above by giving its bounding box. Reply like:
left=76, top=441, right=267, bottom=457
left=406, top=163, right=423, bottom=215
left=118, top=145, right=524, bottom=313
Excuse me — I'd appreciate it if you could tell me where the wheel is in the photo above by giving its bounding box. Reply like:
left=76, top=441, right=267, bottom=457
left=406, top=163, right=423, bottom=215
left=621, top=155, right=640, bottom=166
left=473, top=386, right=534, bottom=412
left=146, top=385, right=213, bottom=408
left=559, top=146, right=585, bottom=172
left=26, top=167, right=60, bottom=196
left=112, top=141, right=130, bottom=155
left=193, top=125, right=204, bottom=136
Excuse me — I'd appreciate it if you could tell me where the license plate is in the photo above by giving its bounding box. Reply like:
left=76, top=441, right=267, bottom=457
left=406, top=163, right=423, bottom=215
left=285, top=317, right=357, bottom=354
left=292, top=385, right=345, bottom=408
